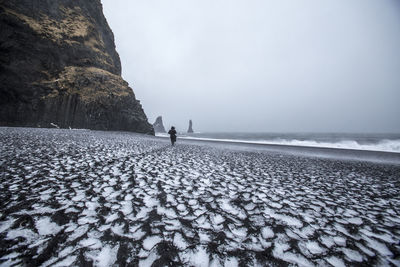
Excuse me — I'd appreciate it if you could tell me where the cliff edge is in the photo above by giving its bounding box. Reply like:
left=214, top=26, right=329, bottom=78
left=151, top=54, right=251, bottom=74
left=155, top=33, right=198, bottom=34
left=0, top=0, right=154, bottom=134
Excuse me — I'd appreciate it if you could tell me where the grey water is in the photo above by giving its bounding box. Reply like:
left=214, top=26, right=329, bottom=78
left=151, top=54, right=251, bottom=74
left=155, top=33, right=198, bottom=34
left=175, top=132, right=400, bottom=153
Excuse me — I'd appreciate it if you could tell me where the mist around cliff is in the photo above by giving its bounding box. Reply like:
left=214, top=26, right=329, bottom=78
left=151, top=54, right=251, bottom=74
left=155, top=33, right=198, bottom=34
left=102, top=0, right=400, bottom=133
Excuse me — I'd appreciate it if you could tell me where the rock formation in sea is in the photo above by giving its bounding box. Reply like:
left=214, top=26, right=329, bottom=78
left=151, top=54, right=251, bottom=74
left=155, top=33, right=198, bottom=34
left=153, top=116, right=166, bottom=133
left=187, top=119, right=194, bottom=133
left=0, top=0, right=154, bottom=134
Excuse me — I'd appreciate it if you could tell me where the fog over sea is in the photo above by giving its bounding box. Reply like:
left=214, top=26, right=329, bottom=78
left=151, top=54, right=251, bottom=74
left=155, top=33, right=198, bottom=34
left=157, top=132, right=400, bottom=153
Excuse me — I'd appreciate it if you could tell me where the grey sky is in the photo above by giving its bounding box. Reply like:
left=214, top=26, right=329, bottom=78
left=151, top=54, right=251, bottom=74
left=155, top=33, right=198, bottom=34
left=101, top=0, right=400, bottom=133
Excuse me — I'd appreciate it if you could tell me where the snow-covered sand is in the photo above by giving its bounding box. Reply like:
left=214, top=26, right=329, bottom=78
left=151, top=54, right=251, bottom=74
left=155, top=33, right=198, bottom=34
left=0, top=127, right=399, bottom=266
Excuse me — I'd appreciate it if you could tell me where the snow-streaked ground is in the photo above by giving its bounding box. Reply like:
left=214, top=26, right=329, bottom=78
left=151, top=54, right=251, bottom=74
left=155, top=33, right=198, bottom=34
left=0, top=127, right=399, bottom=266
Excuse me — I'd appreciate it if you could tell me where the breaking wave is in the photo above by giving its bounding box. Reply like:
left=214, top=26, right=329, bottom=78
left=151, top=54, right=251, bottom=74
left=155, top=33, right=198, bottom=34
left=156, top=133, right=400, bottom=153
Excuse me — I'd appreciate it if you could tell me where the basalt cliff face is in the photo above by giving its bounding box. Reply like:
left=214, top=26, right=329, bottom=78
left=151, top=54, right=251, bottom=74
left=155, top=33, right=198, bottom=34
left=153, top=116, right=166, bottom=133
left=187, top=119, right=194, bottom=133
left=0, top=0, right=154, bottom=134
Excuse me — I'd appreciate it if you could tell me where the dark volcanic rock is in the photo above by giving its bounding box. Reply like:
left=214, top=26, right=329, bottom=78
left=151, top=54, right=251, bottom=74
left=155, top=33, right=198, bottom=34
left=187, top=119, right=194, bottom=133
left=0, top=0, right=154, bottom=134
left=153, top=116, right=166, bottom=133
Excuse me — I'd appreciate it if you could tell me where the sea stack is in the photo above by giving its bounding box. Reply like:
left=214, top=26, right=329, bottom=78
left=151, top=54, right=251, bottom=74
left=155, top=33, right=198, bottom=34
left=0, top=0, right=154, bottom=134
left=187, top=119, right=194, bottom=133
left=153, top=116, right=166, bottom=133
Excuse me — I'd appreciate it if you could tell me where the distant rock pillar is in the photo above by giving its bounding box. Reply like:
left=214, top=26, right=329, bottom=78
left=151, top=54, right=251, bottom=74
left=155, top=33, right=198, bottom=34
left=153, top=116, right=166, bottom=133
left=187, top=119, right=194, bottom=133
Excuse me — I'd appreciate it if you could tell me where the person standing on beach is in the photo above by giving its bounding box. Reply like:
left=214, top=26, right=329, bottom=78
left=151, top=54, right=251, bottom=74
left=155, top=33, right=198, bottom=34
left=168, top=126, right=177, bottom=146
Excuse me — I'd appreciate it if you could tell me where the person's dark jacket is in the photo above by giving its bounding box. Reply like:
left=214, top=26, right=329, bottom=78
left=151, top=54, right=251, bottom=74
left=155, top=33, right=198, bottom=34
left=168, top=129, right=177, bottom=141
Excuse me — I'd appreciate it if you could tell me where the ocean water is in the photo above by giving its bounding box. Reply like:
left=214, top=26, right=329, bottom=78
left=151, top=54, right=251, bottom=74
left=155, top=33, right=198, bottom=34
left=158, top=132, right=400, bottom=153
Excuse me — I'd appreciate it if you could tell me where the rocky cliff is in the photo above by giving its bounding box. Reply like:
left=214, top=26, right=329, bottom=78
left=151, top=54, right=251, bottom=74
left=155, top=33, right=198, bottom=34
left=0, top=0, right=154, bottom=134
left=153, top=116, right=166, bottom=133
left=187, top=119, right=194, bottom=133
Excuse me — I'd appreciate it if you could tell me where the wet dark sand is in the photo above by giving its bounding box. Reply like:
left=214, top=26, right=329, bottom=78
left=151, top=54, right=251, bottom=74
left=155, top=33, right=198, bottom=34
left=0, top=127, right=399, bottom=266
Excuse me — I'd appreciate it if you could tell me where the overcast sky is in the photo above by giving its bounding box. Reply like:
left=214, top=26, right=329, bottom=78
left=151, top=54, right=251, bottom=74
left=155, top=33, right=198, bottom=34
left=102, top=0, right=400, bottom=133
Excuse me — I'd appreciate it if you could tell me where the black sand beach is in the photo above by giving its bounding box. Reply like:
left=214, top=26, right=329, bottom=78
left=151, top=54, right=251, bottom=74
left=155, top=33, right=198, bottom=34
left=0, top=127, right=399, bottom=266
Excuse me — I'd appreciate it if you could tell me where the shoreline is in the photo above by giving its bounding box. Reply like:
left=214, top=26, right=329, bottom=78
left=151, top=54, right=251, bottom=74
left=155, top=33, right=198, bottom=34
left=156, top=133, right=400, bottom=153
left=156, top=135, right=400, bottom=165
left=1, top=126, right=399, bottom=164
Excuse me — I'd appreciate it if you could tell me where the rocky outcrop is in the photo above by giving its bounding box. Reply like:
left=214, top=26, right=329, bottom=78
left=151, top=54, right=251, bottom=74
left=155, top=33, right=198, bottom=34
left=187, top=119, right=194, bottom=133
left=152, top=116, right=166, bottom=133
left=0, top=0, right=154, bottom=134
